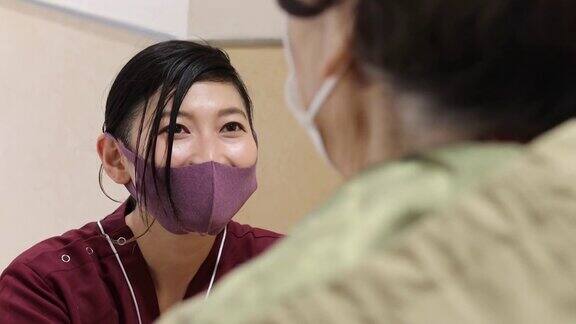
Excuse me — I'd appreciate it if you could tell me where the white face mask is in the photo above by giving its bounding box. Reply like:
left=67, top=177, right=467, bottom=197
left=282, top=24, right=345, bottom=166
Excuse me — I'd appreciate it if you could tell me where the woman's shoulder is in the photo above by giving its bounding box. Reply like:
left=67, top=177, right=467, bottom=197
left=6, top=202, right=129, bottom=274
left=5, top=221, right=100, bottom=275
left=0, top=216, right=119, bottom=323
left=227, top=221, right=283, bottom=239
left=225, top=221, right=284, bottom=257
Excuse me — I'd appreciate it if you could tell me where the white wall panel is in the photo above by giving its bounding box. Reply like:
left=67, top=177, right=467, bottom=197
left=30, top=0, right=189, bottom=38
left=28, top=0, right=284, bottom=41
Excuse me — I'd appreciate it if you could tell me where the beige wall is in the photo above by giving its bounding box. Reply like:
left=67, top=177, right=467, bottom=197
left=0, top=1, right=340, bottom=270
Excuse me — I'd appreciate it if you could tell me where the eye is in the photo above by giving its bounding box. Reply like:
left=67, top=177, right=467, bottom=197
left=172, top=124, right=189, bottom=134
left=220, top=122, right=245, bottom=133
left=159, top=123, right=190, bottom=136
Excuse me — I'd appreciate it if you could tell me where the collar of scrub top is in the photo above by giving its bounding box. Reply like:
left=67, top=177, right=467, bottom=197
left=97, top=218, right=227, bottom=324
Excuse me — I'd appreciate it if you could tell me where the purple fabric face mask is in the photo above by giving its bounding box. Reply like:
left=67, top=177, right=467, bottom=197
left=106, top=134, right=257, bottom=235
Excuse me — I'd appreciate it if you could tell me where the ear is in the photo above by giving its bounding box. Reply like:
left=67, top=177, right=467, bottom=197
left=320, top=1, right=355, bottom=78
left=96, top=134, right=132, bottom=185
left=286, top=1, right=356, bottom=107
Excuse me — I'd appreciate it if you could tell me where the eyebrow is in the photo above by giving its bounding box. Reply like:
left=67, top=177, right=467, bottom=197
left=161, top=110, right=192, bottom=119
left=218, top=107, right=247, bottom=119
left=160, top=107, right=247, bottom=119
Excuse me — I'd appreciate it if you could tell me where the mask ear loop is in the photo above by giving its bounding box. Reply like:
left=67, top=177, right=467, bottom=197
left=282, top=17, right=351, bottom=167
left=283, top=21, right=348, bottom=166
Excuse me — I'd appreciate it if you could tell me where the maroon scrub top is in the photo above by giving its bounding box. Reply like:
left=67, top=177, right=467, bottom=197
left=0, top=201, right=283, bottom=323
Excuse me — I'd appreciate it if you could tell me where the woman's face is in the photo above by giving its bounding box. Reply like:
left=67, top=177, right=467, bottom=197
left=128, top=81, right=257, bottom=170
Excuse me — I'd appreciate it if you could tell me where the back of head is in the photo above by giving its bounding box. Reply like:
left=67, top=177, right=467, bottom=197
left=282, top=0, right=576, bottom=141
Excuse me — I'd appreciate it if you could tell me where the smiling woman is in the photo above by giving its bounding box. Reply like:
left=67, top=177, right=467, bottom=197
left=0, top=40, right=283, bottom=324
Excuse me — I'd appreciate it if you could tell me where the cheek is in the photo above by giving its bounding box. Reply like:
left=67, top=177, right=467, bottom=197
left=224, top=138, right=258, bottom=167
left=153, top=140, right=167, bottom=167
left=157, top=141, right=192, bottom=167
left=153, top=139, right=190, bottom=167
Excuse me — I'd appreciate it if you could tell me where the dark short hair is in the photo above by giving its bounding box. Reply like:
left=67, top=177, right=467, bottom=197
left=279, top=0, right=576, bottom=141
